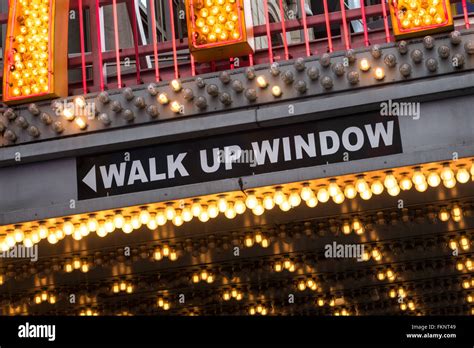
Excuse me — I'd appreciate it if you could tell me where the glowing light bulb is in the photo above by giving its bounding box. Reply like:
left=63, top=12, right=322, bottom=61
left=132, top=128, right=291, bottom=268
left=440, top=165, right=454, bottom=181
left=371, top=180, right=384, bottom=195
left=374, top=67, right=385, bottom=80
left=427, top=172, right=441, bottom=187
left=271, top=86, right=282, bottom=97
left=158, top=93, right=169, bottom=105
left=360, top=58, right=371, bottom=71
left=170, top=79, right=182, bottom=92
left=245, top=191, right=258, bottom=209
left=456, top=168, right=470, bottom=184
left=317, top=188, right=330, bottom=203
left=289, top=190, right=301, bottom=207
left=256, top=76, right=268, bottom=88
left=344, top=184, right=357, bottom=199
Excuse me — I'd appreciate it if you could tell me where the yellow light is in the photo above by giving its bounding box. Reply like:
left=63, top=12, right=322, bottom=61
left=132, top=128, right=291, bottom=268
left=317, top=188, right=330, bottom=203
left=289, top=190, right=301, bottom=207
left=457, top=168, right=470, bottom=184
left=207, top=202, right=219, bottom=218
left=158, top=93, right=169, bottom=105
left=273, top=189, right=286, bottom=206
left=170, top=101, right=183, bottom=114
left=387, top=185, right=401, bottom=197
left=441, top=165, right=454, bottom=181
left=256, top=76, right=268, bottom=88
left=170, top=79, right=182, bottom=92
left=344, top=184, right=357, bottom=199
left=427, top=172, right=441, bottom=187
left=263, top=194, right=275, bottom=210
left=374, top=67, right=385, bottom=80
left=245, top=191, right=258, bottom=209
left=306, top=196, right=318, bottom=208
left=271, top=85, right=282, bottom=97
left=371, top=180, right=384, bottom=195
left=412, top=169, right=425, bottom=186
left=75, top=117, right=87, bottom=130
left=439, top=207, right=450, bottom=222
left=359, top=58, right=371, bottom=71
left=234, top=198, right=246, bottom=215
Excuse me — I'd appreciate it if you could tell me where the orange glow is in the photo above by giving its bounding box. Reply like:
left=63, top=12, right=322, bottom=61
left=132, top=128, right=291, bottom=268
left=186, top=0, right=254, bottom=62
left=2, top=0, right=69, bottom=104
left=389, top=0, right=453, bottom=39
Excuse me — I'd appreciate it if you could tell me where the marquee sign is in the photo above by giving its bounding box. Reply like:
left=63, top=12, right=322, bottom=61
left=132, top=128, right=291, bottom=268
left=389, top=0, right=453, bottom=39
left=185, top=0, right=255, bottom=62
left=77, top=113, right=403, bottom=200
left=2, top=0, right=69, bottom=105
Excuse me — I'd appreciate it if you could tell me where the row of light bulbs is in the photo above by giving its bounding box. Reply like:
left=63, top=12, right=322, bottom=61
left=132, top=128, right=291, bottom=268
left=157, top=297, right=171, bottom=310
left=449, top=235, right=471, bottom=251
left=376, top=268, right=397, bottom=282
left=33, top=291, right=56, bottom=305
left=248, top=304, right=268, bottom=316
left=462, top=277, right=474, bottom=289
left=222, top=288, right=243, bottom=301
left=296, top=277, right=318, bottom=292
left=153, top=245, right=178, bottom=261
left=1, top=160, right=472, bottom=252
left=112, top=281, right=134, bottom=294
left=192, top=270, right=216, bottom=284
left=456, top=258, right=474, bottom=272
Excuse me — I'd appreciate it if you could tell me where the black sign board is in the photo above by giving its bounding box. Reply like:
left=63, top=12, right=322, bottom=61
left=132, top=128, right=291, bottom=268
left=77, top=113, right=403, bottom=200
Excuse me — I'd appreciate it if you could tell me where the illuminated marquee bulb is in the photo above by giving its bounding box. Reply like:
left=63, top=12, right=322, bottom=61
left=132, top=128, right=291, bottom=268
left=440, top=165, right=454, bottom=181
left=289, top=189, right=301, bottom=207
left=355, top=176, right=369, bottom=193
left=182, top=205, right=193, bottom=222
left=256, top=76, right=268, bottom=88
left=225, top=205, right=237, bottom=219
left=271, top=86, right=282, bottom=97
left=139, top=209, right=151, bottom=224
left=360, top=189, right=373, bottom=200
left=306, top=196, right=318, bottom=208
left=427, top=171, right=441, bottom=187
left=333, top=192, right=345, bottom=204
left=158, top=93, right=169, bottom=105
left=300, top=184, right=314, bottom=201
left=252, top=203, right=265, bottom=216
left=384, top=172, right=397, bottom=189
left=165, top=204, right=176, bottom=220
left=317, top=187, right=330, bottom=203
left=328, top=180, right=340, bottom=197
left=359, top=58, right=371, bottom=71
left=374, top=67, right=385, bottom=80
left=439, top=207, right=450, bottom=222
left=344, top=184, right=357, bottom=199
left=387, top=185, right=401, bottom=197
left=371, top=180, right=384, bottom=195
left=170, top=101, right=183, bottom=114
left=234, top=198, right=246, bottom=215
left=217, top=196, right=228, bottom=212
left=412, top=168, right=426, bottom=186
left=191, top=200, right=202, bottom=217
left=273, top=188, right=286, bottom=206
left=263, top=194, right=275, bottom=210
left=62, top=220, right=74, bottom=235
left=245, top=191, right=258, bottom=209
left=456, top=167, right=470, bottom=184
left=170, top=79, right=182, bottom=92
left=207, top=202, right=219, bottom=218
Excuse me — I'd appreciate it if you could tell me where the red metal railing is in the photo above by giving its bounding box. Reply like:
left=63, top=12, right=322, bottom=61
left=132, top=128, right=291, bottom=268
left=0, top=0, right=472, bottom=99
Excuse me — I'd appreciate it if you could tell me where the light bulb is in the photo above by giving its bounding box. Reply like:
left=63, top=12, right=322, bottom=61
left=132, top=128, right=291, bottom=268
left=443, top=178, right=456, bottom=188
left=225, top=207, right=237, bottom=219
left=300, top=185, right=314, bottom=201
left=217, top=196, right=228, bottom=212
left=182, top=206, right=193, bottom=222
left=199, top=211, right=210, bottom=223
left=155, top=210, right=167, bottom=226
left=356, top=177, right=369, bottom=193
left=412, top=169, right=426, bottom=186
left=371, top=180, right=384, bottom=195
left=207, top=202, right=219, bottom=218
left=170, top=79, right=182, bottom=92
left=456, top=168, right=470, bottom=184
left=234, top=198, right=246, bottom=214
left=427, top=172, right=441, bottom=187
left=328, top=180, right=340, bottom=197
left=440, top=165, right=454, bottom=181
left=374, top=67, right=385, bottom=80
left=273, top=189, right=286, bottom=205
left=271, top=86, right=282, bottom=97
left=306, top=196, right=318, bottom=208
left=399, top=177, right=413, bottom=191
left=158, top=93, right=169, bottom=105
left=192, top=201, right=202, bottom=217
left=387, top=185, right=401, bottom=197
left=139, top=209, right=151, bottom=224
left=384, top=172, right=397, bottom=189
left=289, top=190, right=301, bottom=207
left=63, top=221, right=74, bottom=235
left=256, top=76, right=268, bottom=88
left=279, top=200, right=291, bottom=211
left=360, top=190, right=373, bottom=200
left=415, top=182, right=428, bottom=192
left=359, top=58, right=371, bottom=71
left=344, top=184, right=357, bottom=199
left=317, top=188, right=330, bottom=203
left=252, top=204, right=265, bottom=216
left=245, top=191, right=258, bottom=209
left=165, top=205, right=176, bottom=220
left=333, top=192, right=345, bottom=204
left=263, top=194, right=275, bottom=210
left=439, top=207, right=450, bottom=222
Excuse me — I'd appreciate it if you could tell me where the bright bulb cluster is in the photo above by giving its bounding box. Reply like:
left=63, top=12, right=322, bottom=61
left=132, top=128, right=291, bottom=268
left=192, top=0, right=241, bottom=46
left=33, top=291, right=56, bottom=305
left=249, top=304, right=268, bottom=316
left=376, top=268, right=396, bottom=282
left=112, top=280, right=134, bottom=294
left=192, top=269, right=215, bottom=284
left=157, top=297, right=171, bottom=310
left=153, top=245, right=178, bottom=261
left=7, top=0, right=51, bottom=98
left=222, top=288, right=243, bottom=301
left=296, top=277, right=318, bottom=291
left=396, top=0, right=447, bottom=29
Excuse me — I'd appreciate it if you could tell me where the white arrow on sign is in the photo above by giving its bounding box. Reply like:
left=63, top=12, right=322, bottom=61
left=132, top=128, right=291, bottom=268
left=82, top=165, right=97, bottom=192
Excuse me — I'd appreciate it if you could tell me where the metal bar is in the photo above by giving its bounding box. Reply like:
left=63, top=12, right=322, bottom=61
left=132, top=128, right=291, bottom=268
left=168, top=0, right=179, bottom=79
left=78, top=0, right=88, bottom=93
left=380, top=0, right=391, bottom=43
left=130, top=0, right=142, bottom=84
left=340, top=0, right=351, bottom=50
left=149, top=0, right=160, bottom=81
left=462, top=0, right=471, bottom=29
left=299, top=0, right=311, bottom=56
left=323, top=0, right=334, bottom=52
left=278, top=0, right=289, bottom=60
left=112, top=0, right=122, bottom=88
left=263, top=0, right=274, bottom=63
left=360, top=0, right=369, bottom=47
left=94, top=0, right=105, bottom=90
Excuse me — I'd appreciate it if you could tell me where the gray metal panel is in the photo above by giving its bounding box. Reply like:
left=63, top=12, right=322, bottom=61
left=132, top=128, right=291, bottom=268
left=1, top=93, right=474, bottom=225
